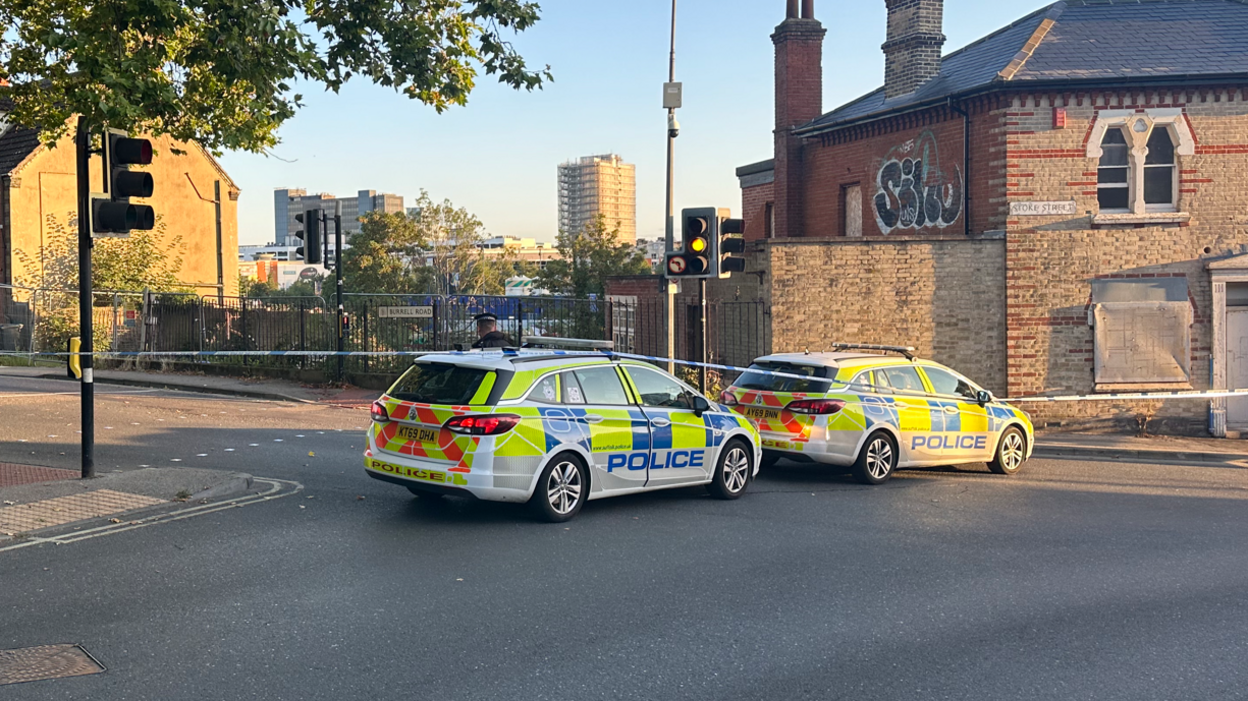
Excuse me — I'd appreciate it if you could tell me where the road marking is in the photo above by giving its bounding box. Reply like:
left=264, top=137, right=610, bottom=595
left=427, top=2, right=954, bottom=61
left=0, top=478, right=302, bottom=553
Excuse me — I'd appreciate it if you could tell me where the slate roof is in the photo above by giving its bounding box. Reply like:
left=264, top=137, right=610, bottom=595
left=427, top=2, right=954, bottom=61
left=799, top=0, right=1248, bottom=135
left=0, top=126, right=42, bottom=176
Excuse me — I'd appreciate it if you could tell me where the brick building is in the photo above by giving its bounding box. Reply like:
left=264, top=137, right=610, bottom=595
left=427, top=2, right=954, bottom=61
left=611, top=0, right=1248, bottom=435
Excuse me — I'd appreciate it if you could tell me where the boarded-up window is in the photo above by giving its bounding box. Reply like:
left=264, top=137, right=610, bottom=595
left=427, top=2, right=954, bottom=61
left=1093, top=302, right=1191, bottom=384
left=842, top=184, right=862, bottom=237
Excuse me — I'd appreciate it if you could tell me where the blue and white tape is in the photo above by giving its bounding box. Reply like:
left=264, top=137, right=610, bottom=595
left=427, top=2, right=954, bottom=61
left=4, top=348, right=1248, bottom=404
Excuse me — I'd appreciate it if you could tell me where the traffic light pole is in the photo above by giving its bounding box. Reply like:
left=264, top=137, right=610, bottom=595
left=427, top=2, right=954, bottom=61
left=334, top=201, right=345, bottom=381
left=75, top=117, right=95, bottom=479
left=699, top=278, right=708, bottom=394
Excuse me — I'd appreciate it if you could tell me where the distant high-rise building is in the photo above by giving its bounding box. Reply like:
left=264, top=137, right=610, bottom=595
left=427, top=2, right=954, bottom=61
left=273, top=188, right=405, bottom=246
left=558, top=154, right=636, bottom=244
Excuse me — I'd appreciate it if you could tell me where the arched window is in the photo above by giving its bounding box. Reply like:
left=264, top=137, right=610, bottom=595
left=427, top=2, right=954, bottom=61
left=1097, top=128, right=1130, bottom=211
left=1144, top=128, right=1177, bottom=209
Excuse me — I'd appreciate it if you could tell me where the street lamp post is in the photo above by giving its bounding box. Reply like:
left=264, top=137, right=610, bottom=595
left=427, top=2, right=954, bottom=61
left=663, top=0, right=679, bottom=374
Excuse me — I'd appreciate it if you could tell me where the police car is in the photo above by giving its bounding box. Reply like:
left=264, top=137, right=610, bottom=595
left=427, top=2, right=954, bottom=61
left=364, top=350, right=761, bottom=521
left=722, top=344, right=1033, bottom=485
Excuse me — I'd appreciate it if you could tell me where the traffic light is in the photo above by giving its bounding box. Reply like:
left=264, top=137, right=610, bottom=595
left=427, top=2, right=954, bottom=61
left=716, top=212, right=747, bottom=278
left=294, top=209, right=322, bottom=264
left=91, top=130, right=155, bottom=237
left=665, top=207, right=717, bottom=279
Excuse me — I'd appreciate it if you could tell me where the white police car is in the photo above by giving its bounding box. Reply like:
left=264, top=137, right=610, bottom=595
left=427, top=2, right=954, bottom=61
left=365, top=350, right=762, bottom=521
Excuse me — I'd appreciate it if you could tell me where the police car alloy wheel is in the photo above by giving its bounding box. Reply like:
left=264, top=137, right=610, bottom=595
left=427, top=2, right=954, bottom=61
left=531, top=454, right=587, bottom=522
left=707, top=439, right=752, bottom=500
left=989, top=427, right=1027, bottom=476
left=853, top=432, right=897, bottom=486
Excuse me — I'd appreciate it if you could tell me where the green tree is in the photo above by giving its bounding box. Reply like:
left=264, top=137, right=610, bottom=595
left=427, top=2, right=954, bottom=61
left=13, top=212, right=188, bottom=352
left=411, top=191, right=511, bottom=296
left=537, top=216, right=651, bottom=299
left=0, top=0, right=552, bottom=152
left=340, top=210, right=427, bottom=294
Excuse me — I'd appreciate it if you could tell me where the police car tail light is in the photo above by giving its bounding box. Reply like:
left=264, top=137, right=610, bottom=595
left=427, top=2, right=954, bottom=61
left=718, top=390, right=739, bottom=406
left=370, top=401, right=390, bottom=423
left=445, top=414, right=521, bottom=436
left=785, top=399, right=846, bottom=415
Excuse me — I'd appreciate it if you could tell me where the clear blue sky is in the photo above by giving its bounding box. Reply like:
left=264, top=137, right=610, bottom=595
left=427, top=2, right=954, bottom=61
left=219, top=0, right=1054, bottom=246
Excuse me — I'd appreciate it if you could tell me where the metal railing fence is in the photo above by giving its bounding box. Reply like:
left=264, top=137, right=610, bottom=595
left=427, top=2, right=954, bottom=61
left=0, top=284, right=770, bottom=382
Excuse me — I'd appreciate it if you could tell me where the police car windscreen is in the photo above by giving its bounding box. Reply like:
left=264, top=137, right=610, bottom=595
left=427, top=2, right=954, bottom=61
left=735, top=363, right=832, bottom=394
left=390, top=363, right=491, bottom=405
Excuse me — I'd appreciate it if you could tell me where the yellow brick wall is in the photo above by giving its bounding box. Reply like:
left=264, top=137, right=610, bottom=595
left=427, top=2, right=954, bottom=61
left=764, top=237, right=1009, bottom=395
left=7, top=130, right=239, bottom=296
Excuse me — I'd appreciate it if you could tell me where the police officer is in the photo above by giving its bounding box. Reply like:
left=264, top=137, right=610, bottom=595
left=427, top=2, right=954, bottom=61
left=471, top=312, right=515, bottom=349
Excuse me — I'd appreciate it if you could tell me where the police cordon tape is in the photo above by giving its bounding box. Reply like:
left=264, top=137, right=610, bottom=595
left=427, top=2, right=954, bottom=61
left=3, top=348, right=1247, bottom=405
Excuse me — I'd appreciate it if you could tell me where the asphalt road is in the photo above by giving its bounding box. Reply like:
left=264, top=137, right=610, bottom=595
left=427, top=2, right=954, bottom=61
left=2, top=376, right=1248, bottom=700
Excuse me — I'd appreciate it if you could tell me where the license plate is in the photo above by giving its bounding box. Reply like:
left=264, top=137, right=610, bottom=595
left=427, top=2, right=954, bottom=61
left=743, top=407, right=781, bottom=420
left=397, top=426, right=439, bottom=444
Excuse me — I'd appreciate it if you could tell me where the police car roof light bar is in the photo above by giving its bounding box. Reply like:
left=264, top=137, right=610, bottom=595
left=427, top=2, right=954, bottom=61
left=521, top=336, right=615, bottom=351
left=830, top=343, right=917, bottom=360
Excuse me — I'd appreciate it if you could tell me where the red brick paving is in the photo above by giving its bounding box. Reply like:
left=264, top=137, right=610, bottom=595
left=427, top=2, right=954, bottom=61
left=0, top=463, right=79, bottom=488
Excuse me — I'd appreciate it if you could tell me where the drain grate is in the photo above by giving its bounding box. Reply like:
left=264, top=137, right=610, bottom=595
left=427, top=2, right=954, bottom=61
left=0, top=644, right=105, bottom=686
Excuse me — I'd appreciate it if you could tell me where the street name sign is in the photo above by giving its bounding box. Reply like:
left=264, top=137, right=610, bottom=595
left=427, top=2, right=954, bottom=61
left=379, top=306, right=434, bottom=319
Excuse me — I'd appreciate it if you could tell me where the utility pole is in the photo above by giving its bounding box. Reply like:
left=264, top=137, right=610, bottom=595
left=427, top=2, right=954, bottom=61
left=335, top=201, right=345, bottom=381
left=75, top=117, right=95, bottom=479
left=662, top=0, right=680, bottom=374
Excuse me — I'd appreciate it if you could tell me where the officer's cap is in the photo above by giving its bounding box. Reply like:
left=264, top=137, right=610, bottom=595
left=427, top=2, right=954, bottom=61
left=473, top=312, right=499, bottom=323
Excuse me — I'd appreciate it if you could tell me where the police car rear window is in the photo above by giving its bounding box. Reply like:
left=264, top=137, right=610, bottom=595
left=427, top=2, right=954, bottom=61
left=389, top=363, right=490, bottom=405
left=736, top=363, right=833, bottom=394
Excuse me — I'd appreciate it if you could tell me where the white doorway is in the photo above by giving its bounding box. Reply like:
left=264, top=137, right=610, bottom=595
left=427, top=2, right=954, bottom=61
left=1228, top=309, right=1248, bottom=428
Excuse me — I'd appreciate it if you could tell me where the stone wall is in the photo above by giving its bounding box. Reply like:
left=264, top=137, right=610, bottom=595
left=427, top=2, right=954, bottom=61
left=765, top=237, right=1008, bottom=394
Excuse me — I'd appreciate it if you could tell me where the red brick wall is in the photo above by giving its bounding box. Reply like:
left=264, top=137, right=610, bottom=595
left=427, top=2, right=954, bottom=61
left=797, top=99, right=1008, bottom=238
left=772, top=18, right=826, bottom=240
left=741, top=181, right=773, bottom=242
left=999, top=87, right=1248, bottom=433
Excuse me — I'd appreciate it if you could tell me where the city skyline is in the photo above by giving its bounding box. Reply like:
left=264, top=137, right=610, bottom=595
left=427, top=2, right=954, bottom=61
left=220, top=0, right=1053, bottom=246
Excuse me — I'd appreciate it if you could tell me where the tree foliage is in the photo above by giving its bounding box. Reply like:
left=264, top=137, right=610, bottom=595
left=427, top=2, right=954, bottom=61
left=537, top=216, right=651, bottom=299
left=341, top=191, right=515, bottom=296
left=0, top=0, right=552, bottom=152
left=13, top=212, right=188, bottom=352
left=339, top=210, right=426, bottom=294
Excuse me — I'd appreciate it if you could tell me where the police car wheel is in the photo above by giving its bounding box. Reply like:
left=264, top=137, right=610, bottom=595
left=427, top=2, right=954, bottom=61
left=989, top=427, right=1027, bottom=475
left=530, top=454, right=587, bottom=522
left=853, top=432, right=897, bottom=486
left=707, top=440, right=752, bottom=500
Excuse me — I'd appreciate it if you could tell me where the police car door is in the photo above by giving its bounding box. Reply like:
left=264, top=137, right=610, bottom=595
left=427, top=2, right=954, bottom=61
left=621, top=365, right=714, bottom=489
left=874, top=365, right=934, bottom=465
left=563, top=366, right=651, bottom=494
left=919, top=366, right=993, bottom=462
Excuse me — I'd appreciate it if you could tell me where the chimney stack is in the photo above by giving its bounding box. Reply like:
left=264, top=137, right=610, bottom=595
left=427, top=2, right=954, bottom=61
left=772, top=0, right=825, bottom=238
left=882, top=0, right=946, bottom=99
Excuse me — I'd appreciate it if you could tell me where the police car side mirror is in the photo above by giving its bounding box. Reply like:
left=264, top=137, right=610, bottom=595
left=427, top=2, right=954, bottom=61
left=691, top=395, right=712, bottom=417
left=976, top=390, right=993, bottom=406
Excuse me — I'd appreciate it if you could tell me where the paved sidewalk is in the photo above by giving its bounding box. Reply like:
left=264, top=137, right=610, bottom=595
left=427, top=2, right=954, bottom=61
left=0, top=465, right=252, bottom=539
left=1035, top=431, right=1248, bottom=465
left=0, top=365, right=377, bottom=405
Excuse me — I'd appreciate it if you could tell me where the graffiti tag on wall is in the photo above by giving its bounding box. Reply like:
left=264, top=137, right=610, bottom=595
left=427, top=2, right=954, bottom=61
left=873, top=131, right=963, bottom=234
